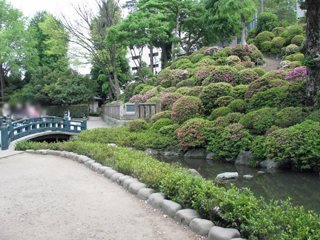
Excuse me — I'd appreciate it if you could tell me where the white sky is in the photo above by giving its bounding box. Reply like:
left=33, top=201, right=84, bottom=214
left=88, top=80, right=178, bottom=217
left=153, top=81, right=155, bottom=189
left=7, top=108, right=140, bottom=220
left=8, top=0, right=128, bottom=75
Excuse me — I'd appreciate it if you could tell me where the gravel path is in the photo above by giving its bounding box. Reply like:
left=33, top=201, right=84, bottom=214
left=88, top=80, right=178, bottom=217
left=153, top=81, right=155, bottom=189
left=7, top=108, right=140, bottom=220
left=0, top=153, right=200, bottom=240
left=262, top=55, right=282, bottom=72
left=87, top=116, right=111, bottom=130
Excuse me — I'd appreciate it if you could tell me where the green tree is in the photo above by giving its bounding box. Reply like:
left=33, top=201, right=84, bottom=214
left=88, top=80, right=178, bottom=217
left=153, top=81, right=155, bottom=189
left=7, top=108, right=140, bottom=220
left=0, top=0, right=38, bottom=101
left=29, top=11, right=69, bottom=71
left=256, top=12, right=278, bottom=34
left=216, top=0, right=256, bottom=45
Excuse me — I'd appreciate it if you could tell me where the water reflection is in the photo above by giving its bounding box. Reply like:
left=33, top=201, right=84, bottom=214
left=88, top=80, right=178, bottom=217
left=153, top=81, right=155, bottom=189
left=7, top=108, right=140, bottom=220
left=155, top=156, right=320, bottom=213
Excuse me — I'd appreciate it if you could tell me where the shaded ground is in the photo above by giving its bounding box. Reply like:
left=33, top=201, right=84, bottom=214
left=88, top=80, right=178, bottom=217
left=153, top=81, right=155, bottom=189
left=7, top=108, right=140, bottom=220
left=262, top=55, right=282, bottom=72
left=87, top=116, right=111, bottom=130
left=0, top=153, right=200, bottom=240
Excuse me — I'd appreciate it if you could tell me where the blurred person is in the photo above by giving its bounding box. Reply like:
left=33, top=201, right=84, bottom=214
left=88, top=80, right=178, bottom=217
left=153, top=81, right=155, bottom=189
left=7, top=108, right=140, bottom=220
left=13, top=103, right=24, bottom=121
left=2, top=104, right=11, bottom=121
left=67, top=109, right=71, bottom=120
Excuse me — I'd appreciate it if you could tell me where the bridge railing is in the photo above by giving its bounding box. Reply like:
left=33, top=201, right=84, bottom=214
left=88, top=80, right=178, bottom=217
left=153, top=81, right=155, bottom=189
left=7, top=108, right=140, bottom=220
left=0, top=116, right=87, bottom=150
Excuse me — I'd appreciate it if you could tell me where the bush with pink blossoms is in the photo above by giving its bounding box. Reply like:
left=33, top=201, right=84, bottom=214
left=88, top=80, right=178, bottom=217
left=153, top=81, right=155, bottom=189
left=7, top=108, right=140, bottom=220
left=160, top=69, right=190, bottom=87
left=285, top=66, right=307, bottom=82
left=238, top=69, right=259, bottom=85
left=129, top=94, right=142, bottom=103
left=157, top=69, right=172, bottom=85
left=172, top=96, right=204, bottom=124
left=202, top=66, right=239, bottom=86
left=194, top=66, right=216, bottom=86
left=230, top=44, right=264, bottom=64
left=186, top=86, right=203, bottom=97
left=204, top=46, right=222, bottom=56
left=174, top=118, right=214, bottom=151
left=160, top=92, right=183, bottom=111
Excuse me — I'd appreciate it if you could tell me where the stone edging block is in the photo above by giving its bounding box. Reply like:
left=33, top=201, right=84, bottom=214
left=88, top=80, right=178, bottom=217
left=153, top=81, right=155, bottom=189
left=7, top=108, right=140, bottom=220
left=190, top=218, right=214, bottom=236
left=161, top=200, right=182, bottom=218
left=117, top=175, right=131, bottom=185
left=147, top=193, right=165, bottom=209
left=128, top=182, right=146, bottom=195
left=123, top=178, right=139, bottom=190
left=85, top=160, right=95, bottom=168
left=97, top=166, right=110, bottom=174
left=104, top=169, right=117, bottom=179
left=208, top=226, right=240, bottom=240
left=137, top=188, right=154, bottom=200
left=110, top=173, right=124, bottom=182
left=91, top=163, right=102, bottom=172
left=175, top=209, right=201, bottom=226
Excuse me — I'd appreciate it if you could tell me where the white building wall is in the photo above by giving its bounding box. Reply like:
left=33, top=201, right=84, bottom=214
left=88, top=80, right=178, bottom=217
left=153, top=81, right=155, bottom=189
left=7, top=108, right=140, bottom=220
left=127, top=46, right=162, bottom=76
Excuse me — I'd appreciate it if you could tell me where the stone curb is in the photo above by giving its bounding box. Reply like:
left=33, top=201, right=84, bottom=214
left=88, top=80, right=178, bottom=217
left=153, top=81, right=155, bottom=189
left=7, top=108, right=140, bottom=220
left=25, top=150, right=246, bottom=239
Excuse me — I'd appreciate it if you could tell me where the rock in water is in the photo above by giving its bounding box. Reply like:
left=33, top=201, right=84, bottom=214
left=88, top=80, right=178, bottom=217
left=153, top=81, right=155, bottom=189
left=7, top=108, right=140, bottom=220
left=216, top=172, right=239, bottom=181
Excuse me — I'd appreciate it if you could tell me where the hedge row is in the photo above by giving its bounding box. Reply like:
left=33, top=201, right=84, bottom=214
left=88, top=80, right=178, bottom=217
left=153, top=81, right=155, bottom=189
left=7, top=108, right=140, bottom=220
left=46, top=104, right=88, bottom=118
left=16, top=140, right=320, bottom=239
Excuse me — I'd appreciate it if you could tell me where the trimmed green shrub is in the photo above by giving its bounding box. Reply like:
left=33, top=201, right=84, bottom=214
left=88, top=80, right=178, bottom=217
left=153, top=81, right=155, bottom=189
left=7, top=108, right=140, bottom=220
left=307, top=110, right=320, bottom=122
left=129, top=119, right=148, bottom=132
left=190, top=53, right=204, bottom=64
left=287, top=25, right=304, bottom=41
left=226, top=112, right=243, bottom=123
left=186, top=86, right=203, bottom=97
left=172, top=96, right=204, bottom=124
left=286, top=44, right=299, bottom=55
left=200, top=82, right=233, bottom=113
left=291, top=35, right=305, bottom=46
left=204, top=46, right=222, bottom=56
left=47, top=104, right=88, bottom=118
left=289, top=61, right=302, bottom=68
left=151, top=111, right=172, bottom=123
left=133, top=83, right=150, bottom=95
left=238, top=69, right=259, bottom=85
left=170, top=59, right=193, bottom=70
left=175, top=118, right=213, bottom=151
left=176, top=78, right=195, bottom=88
left=251, top=136, right=266, bottom=162
left=209, top=107, right=232, bottom=121
left=261, top=41, right=271, bottom=52
left=270, top=37, right=287, bottom=54
left=225, top=55, right=241, bottom=66
left=293, top=53, right=304, bottom=61
left=274, top=107, right=308, bottom=128
left=89, top=112, right=100, bottom=117
left=124, top=82, right=139, bottom=102
left=255, top=31, right=275, bottom=48
left=214, top=96, right=235, bottom=107
left=234, top=64, right=246, bottom=71
left=266, top=120, right=320, bottom=170
left=159, top=124, right=180, bottom=136
left=257, top=12, right=278, bottom=34
left=202, top=66, right=239, bottom=86
left=157, top=69, right=172, bottom=85
left=213, top=117, right=230, bottom=127
left=246, top=28, right=257, bottom=40
left=228, top=99, right=247, bottom=113
left=230, top=44, right=264, bottom=64
left=160, top=92, right=183, bottom=111
left=206, top=124, right=253, bottom=161
left=152, top=118, right=174, bottom=131
left=139, top=85, right=154, bottom=95
left=175, top=87, right=190, bottom=95
left=239, top=108, right=277, bottom=135
left=232, top=85, right=248, bottom=100
left=196, top=59, right=216, bottom=67
left=264, top=125, right=281, bottom=137
left=194, top=66, right=216, bottom=86
left=212, top=50, right=228, bottom=60
left=252, top=68, right=266, bottom=77
left=272, top=27, right=286, bottom=36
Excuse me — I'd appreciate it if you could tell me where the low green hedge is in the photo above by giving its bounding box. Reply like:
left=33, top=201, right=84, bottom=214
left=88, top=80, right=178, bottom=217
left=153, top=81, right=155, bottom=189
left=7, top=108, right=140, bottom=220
left=89, top=112, right=100, bottom=117
left=46, top=104, right=88, bottom=118
left=16, top=140, right=320, bottom=239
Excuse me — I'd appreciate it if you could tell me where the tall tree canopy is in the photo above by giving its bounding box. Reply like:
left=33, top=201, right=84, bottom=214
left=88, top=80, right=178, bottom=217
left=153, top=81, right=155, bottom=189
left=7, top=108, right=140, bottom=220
left=0, top=0, right=38, bottom=101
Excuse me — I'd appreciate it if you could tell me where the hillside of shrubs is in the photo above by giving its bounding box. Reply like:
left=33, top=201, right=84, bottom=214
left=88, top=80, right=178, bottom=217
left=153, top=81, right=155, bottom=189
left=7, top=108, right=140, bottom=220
left=118, top=43, right=319, bottom=172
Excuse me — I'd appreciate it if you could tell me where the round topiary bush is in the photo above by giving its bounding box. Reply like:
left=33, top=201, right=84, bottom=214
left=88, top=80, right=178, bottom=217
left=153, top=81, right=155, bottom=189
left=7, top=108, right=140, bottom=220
left=255, top=31, right=275, bottom=48
left=133, top=83, right=149, bottom=95
left=226, top=112, right=244, bottom=123
left=129, top=119, right=148, bottom=132
left=270, top=37, right=287, bottom=54
left=186, top=86, right=203, bottom=97
left=202, top=66, right=239, bottom=86
left=170, top=58, right=193, bottom=70
left=209, top=107, right=232, bottom=121
left=206, top=124, right=253, bottom=162
left=285, top=66, right=307, bottom=82
left=293, top=53, right=304, bottom=62
left=194, top=66, right=216, bottom=86
left=175, top=87, right=190, bottom=95
left=261, top=41, right=272, bottom=52
left=176, top=78, right=195, bottom=88
left=252, top=68, right=266, bottom=77
left=234, top=64, right=246, bottom=71
left=196, top=59, right=216, bottom=67
left=225, top=55, right=241, bottom=66
left=238, top=69, right=259, bottom=85
left=274, top=107, right=308, bottom=128
left=230, top=44, right=264, bottom=64
left=213, top=117, right=230, bottom=127
left=307, top=110, right=320, bottom=122
left=160, top=92, right=183, bottom=111
left=151, top=111, right=172, bottom=123
left=285, top=44, right=299, bottom=55
left=289, top=61, right=302, bottom=69
left=204, top=46, right=222, bottom=56
left=239, top=107, right=277, bottom=135
left=174, top=118, right=213, bottom=151
left=152, top=118, right=174, bottom=131
left=228, top=99, right=247, bottom=113
left=214, top=96, right=235, bottom=107
left=159, top=124, right=180, bottom=135
left=272, top=27, right=286, bottom=36
left=190, top=53, right=204, bottom=64
left=291, top=35, right=305, bottom=46
left=172, top=96, right=204, bottom=124
left=232, top=84, right=248, bottom=100
left=257, top=12, right=278, bottom=33
left=200, top=82, right=233, bottom=113
left=157, top=69, right=172, bottom=85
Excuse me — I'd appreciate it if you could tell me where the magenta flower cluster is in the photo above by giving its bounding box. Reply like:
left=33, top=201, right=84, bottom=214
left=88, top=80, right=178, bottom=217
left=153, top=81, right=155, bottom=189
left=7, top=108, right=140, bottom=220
left=285, top=66, right=307, bottom=82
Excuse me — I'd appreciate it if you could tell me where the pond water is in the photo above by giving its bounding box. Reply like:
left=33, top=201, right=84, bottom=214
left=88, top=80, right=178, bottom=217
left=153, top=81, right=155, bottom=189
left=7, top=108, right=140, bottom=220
left=155, top=156, right=320, bottom=213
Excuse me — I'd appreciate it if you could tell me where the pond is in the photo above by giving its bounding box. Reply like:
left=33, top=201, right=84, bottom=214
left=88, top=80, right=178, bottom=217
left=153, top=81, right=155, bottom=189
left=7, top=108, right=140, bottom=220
left=155, top=156, right=320, bottom=213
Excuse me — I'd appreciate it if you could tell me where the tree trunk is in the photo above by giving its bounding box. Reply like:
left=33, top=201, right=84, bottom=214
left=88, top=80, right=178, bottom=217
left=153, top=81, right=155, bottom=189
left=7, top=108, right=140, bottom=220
left=241, top=14, right=247, bottom=45
left=149, top=45, right=154, bottom=74
left=171, top=9, right=180, bottom=61
left=0, top=65, right=5, bottom=102
left=304, top=0, right=320, bottom=105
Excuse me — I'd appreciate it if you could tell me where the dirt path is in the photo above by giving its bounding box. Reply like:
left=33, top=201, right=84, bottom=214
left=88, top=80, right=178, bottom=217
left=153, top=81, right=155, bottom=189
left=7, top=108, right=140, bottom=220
left=262, top=55, right=282, bottom=72
left=0, top=153, right=200, bottom=240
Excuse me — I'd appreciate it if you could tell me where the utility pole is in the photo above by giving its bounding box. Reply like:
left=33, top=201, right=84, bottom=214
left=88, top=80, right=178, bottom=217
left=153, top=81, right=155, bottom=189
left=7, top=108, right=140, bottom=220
left=261, top=0, right=263, bottom=13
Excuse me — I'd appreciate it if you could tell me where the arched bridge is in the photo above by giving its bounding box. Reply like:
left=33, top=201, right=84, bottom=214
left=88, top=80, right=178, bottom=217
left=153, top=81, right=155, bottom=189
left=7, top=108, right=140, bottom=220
left=0, top=117, right=87, bottom=150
